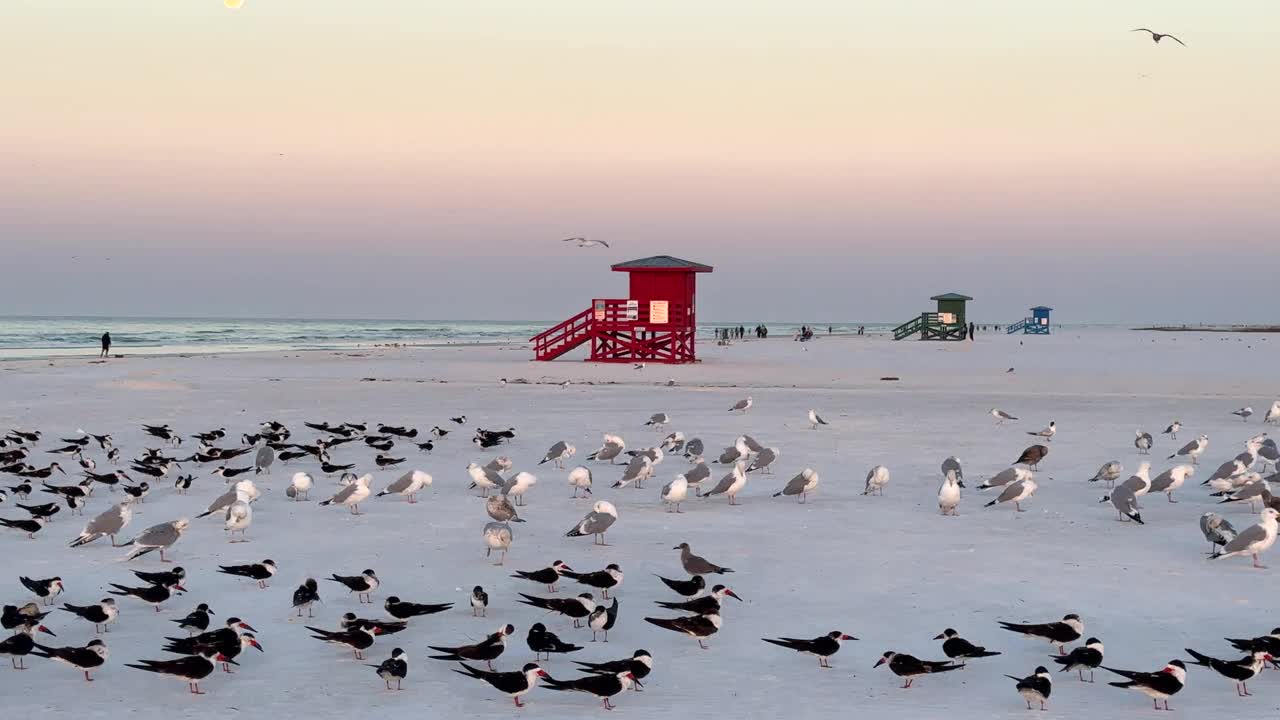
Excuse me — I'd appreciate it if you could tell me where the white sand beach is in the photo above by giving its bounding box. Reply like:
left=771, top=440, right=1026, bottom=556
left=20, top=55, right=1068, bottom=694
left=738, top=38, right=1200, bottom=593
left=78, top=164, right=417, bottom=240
left=2, top=328, right=1277, bottom=718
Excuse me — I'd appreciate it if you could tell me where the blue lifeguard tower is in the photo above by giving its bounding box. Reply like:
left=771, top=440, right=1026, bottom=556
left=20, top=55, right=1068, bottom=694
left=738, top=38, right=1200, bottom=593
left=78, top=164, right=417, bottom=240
left=1008, top=306, right=1052, bottom=335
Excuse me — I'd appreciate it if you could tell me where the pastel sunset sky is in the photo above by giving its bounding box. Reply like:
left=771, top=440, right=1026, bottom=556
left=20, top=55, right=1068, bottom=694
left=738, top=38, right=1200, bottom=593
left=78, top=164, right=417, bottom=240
left=2, top=1, right=1276, bottom=322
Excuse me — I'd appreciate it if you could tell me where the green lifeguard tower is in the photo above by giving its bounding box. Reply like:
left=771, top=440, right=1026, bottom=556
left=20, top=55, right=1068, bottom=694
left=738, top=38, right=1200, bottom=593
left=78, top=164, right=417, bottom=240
left=893, top=292, right=973, bottom=341
left=1008, top=306, right=1052, bottom=335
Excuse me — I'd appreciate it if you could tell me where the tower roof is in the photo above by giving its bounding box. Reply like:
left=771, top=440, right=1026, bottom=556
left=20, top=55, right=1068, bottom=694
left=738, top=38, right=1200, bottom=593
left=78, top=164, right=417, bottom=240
left=930, top=292, right=973, bottom=302
left=611, top=255, right=713, bottom=273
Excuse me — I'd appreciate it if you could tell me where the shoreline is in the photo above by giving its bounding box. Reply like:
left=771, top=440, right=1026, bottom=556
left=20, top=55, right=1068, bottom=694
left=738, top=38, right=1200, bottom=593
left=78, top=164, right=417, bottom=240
left=1133, top=325, right=1280, bottom=333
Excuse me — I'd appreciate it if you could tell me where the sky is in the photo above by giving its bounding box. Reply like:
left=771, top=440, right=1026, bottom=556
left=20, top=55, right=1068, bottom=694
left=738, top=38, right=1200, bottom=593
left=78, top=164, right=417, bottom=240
left=1, top=1, right=1277, bottom=323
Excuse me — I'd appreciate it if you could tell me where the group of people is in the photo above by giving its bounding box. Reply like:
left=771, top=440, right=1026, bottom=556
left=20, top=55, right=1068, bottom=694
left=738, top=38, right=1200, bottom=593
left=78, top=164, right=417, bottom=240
left=716, top=326, right=749, bottom=342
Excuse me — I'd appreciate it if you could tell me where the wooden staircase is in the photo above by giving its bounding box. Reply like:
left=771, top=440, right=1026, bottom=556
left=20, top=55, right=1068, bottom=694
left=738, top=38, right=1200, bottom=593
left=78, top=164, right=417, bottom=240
left=1006, top=318, right=1027, bottom=334
left=893, top=313, right=928, bottom=340
left=531, top=308, right=594, bottom=361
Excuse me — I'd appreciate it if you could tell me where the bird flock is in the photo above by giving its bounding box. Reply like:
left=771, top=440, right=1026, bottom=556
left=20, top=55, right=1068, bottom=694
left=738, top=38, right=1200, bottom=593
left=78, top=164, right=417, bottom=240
left=2, top=390, right=1279, bottom=713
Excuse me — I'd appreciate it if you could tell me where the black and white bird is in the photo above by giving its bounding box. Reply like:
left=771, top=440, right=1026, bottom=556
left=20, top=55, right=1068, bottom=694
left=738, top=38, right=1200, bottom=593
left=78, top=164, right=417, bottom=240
left=368, top=647, right=408, bottom=690
left=59, top=599, right=118, bottom=634
left=384, top=596, right=452, bottom=621
left=541, top=669, right=635, bottom=710
left=31, top=638, right=109, bottom=681
left=133, top=566, right=186, bottom=588
left=19, top=575, right=65, bottom=605
left=587, top=597, right=618, bottom=642
left=1134, top=430, right=1153, bottom=454
left=728, top=396, right=752, bottom=413
left=644, top=612, right=722, bottom=649
left=1006, top=666, right=1052, bottom=711
left=999, top=614, right=1083, bottom=655
left=1104, top=659, right=1187, bottom=711
left=655, top=573, right=705, bottom=597
left=527, top=623, right=583, bottom=660
left=428, top=624, right=513, bottom=671
left=933, top=628, right=1001, bottom=666
left=574, top=650, right=652, bottom=690
left=171, top=603, right=214, bottom=634
left=470, top=586, right=489, bottom=617
left=217, top=559, right=277, bottom=589
left=518, top=592, right=596, bottom=628
left=1132, top=28, right=1186, bottom=46
left=329, top=569, right=379, bottom=603
left=291, top=579, right=320, bottom=618
left=1232, top=406, right=1254, bottom=422
left=874, top=651, right=962, bottom=688
left=644, top=413, right=669, bottom=430
left=125, top=647, right=219, bottom=694
left=307, top=623, right=380, bottom=660
left=1201, top=512, right=1238, bottom=554
left=565, top=501, right=617, bottom=545
left=511, top=560, right=572, bottom=593
left=561, top=564, right=623, bottom=599
left=1225, top=628, right=1280, bottom=657
left=1051, top=637, right=1104, bottom=682
left=1183, top=648, right=1269, bottom=696
left=991, top=408, right=1018, bottom=424
left=0, top=515, right=46, bottom=538
left=108, top=579, right=184, bottom=612
left=453, top=661, right=547, bottom=707
left=763, top=631, right=857, bottom=668
left=654, top=584, right=741, bottom=616
left=69, top=502, right=133, bottom=548
left=807, top=409, right=828, bottom=429
left=1168, top=434, right=1208, bottom=465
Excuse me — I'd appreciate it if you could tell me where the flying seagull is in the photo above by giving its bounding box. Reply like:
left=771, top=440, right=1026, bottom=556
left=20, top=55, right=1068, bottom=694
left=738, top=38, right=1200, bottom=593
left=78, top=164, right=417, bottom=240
left=1131, top=28, right=1186, bottom=46
left=562, top=237, right=610, bottom=248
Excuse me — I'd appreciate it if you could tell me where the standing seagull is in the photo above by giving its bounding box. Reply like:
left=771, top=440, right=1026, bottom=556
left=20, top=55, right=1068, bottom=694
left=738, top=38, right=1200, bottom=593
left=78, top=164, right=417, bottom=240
left=1088, top=461, right=1123, bottom=487
left=565, top=501, right=617, bottom=545
left=863, top=465, right=890, bottom=496
left=1200, top=512, right=1237, bottom=554
left=1265, top=400, right=1280, bottom=425
left=728, top=396, right=753, bottom=413
left=675, top=542, right=734, bottom=575
left=991, top=408, right=1018, bottom=425
left=318, top=474, right=371, bottom=514
left=1132, top=28, right=1186, bottom=46
left=1100, top=485, right=1143, bottom=524
left=703, top=462, right=747, bottom=505
left=660, top=475, right=689, bottom=513
left=1162, top=421, right=1182, bottom=440
left=483, top=522, right=514, bottom=565
left=567, top=466, right=593, bottom=498
left=539, top=442, right=575, bottom=470
left=286, top=472, right=313, bottom=500
left=69, top=502, right=132, bottom=548
left=224, top=498, right=252, bottom=542
left=121, top=518, right=190, bottom=562
left=938, top=469, right=963, bottom=516
left=774, top=468, right=820, bottom=503
left=1211, top=508, right=1279, bottom=569
left=1134, top=430, right=1153, bottom=455
left=807, top=410, right=828, bottom=429
left=1232, top=407, right=1254, bottom=422
left=1168, top=434, right=1208, bottom=465
left=1027, top=421, right=1056, bottom=442
left=644, top=413, right=670, bottom=430
left=375, top=470, right=432, bottom=503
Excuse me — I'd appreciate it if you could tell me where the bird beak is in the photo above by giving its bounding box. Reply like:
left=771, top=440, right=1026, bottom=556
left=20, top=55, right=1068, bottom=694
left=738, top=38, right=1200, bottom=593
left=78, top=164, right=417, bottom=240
left=671, top=546, right=680, bottom=550
left=537, top=670, right=550, bottom=678
left=173, top=584, right=188, bottom=593
left=842, top=634, right=857, bottom=641
left=373, top=627, right=385, bottom=635
left=251, top=640, right=264, bottom=652
left=239, top=622, right=257, bottom=632
left=725, top=590, right=743, bottom=601
left=873, top=658, right=885, bottom=668
left=57, top=466, right=65, bottom=475
left=932, top=633, right=945, bottom=640
left=957, top=481, right=966, bottom=488
left=38, top=625, right=55, bottom=636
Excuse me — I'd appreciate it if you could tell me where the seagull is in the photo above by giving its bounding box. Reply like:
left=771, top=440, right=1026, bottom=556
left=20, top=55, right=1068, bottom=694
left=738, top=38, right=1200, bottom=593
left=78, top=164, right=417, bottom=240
left=985, top=478, right=1038, bottom=512
left=1265, top=401, right=1280, bottom=425
left=224, top=498, right=252, bottom=542
left=319, top=474, right=371, bottom=514
left=539, top=441, right=575, bottom=470
left=486, top=494, right=525, bottom=523
left=999, top=614, right=1083, bottom=655
left=588, top=435, right=626, bottom=464
left=675, top=542, right=733, bottom=575
left=941, top=456, right=963, bottom=481
left=375, top=470, right=432, bottom=503
left=562, top=237, right=610, bottom=248
left=863, top=465, right=890, bottom=496
left=1134, top=430, right=1153, bottom=455
left=1088, top=461, right=1123, bottom=487
left=684, top=462, right=711, bottom=496
left=1027, top=421, right=1056, bottom=442
left=1100, top=485, right=1143, bottom=524
left=746, top=447, right=779, bottom=474
left=703, top=462, right=747, bottom=504
left=979, top=466, right=1033, bottom=490
left=874, top=651, right=962, bottom=688
left=938, top=469, right=963, bottom=516
left=659, top=432, right=685, bottom=453
left=933, top=628, right=1001, bottom=666
left=1015, top=445, right=1049, bottom=469
left=501, top=471, right=537, bottom=505
left=1200, top=512, right=1237, bottom=554
left=1212, top=508, right=1279, bottom=568
left=644, top=413, right=669, bottom=430
left=565, top=501, right=617, bottom=545
left=567, top=466, right=593, bottom=498
left=1104, top=659, right=1187, bottom=711
left=1132, top=28, right=1186, bottom=46
left=1149, top=464, right=1194, bottom=503
left=1007, top=666, right=1052, bottom=711
left=120, top=518, right=190, bottom=562
left=728, top=396, right=753, bottom=413
left=484, top=522, right=514, bottom=565
left=661, top=474, right=689, bottom=512
left=1162, top=421, right=1182, bottom=440
left=1233, top=407, right=1255, bottom=422
left=1052, top=637, right=1104, bottom=682
left=466, top=463, right=504, bottom=497
left=1168, top=434, right=1208, bottom=465
left=763, top=631, right=857, bottom=668
left=991, top=408, right=1018, bottom=425
left=69, top=502, right=132, bottom=547
left=774, top=468, right=820, bottom=503
left=808, top=409, right=828, bottom=429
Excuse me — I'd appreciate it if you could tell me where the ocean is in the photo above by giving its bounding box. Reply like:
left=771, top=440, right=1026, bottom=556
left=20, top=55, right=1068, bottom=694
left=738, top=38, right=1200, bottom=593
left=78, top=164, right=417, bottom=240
left=0, top=316, right=896, bottom=359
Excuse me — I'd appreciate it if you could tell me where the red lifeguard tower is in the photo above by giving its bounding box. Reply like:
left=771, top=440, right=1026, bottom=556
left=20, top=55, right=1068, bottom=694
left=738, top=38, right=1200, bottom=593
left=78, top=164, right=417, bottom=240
left=531, top=255, right=713, bottom=363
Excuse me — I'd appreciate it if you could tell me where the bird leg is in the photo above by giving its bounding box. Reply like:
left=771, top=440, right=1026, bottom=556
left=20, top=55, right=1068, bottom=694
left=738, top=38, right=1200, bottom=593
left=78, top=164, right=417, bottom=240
left=160, top=549, right=170, bottom=562
left=189, top=682, right=204, bottom=695
left=698, top=640, right=709, bottom=650
left=1253, top=554, right=1268, bottom=570
left=84, top=671, right=93, bottom=682
left=603, top=698, right=615, bottom=711
left=513, top=697, right=524, bottom=708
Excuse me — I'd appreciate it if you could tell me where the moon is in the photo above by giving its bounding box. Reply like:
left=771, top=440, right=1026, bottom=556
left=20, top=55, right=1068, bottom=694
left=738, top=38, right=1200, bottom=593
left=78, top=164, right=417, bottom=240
left=224, top=0, right=244, bottom=8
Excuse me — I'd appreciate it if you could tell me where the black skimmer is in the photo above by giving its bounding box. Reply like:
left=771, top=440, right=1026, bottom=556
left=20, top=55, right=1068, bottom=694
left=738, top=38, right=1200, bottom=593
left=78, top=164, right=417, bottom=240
left=172, top=474, right=194, bottom=492
left=0, top=516, right=45, bottom=538
left=0, top=622, right=55, bottom=668
left=277, top=450, right=309, bottom=463
left=527, top=623, right=584, bottom=660
left=542, top=670, right=635, bottom=710
left=999, top=614, right=1083, bottom=655
left=6, top=482, right=31, bottom=499
left=473, top=434, right=505, bottom=450
left=471, top=586, right=488, bottom=617
left=129, top=460, right=179, bottom=479
left=1014, top=445, right=1049, bottom=469
left=60, top=599, right=118, bottom=634
left=763, top=631, right=857, bottom=668
left=874, top=651, right=962, bottom=688
left=428, top=624, right=513, bottom=670
left=378, top=425, right=417, bottom=438
left=307, top=624, right=380, bottom=659
left=454, top=661, right=547, bottom=707
left=1051, top=637, right=1104, bottom=681
left=932, top=629, right=1002, bottom=666
left=341, top=613, right=408, bottom=635
left=171, top=604, right=214, bottom=634
left=141, top=425, right=182, bottom=444
left=561, top=564, right=623, bottom=599
left=430, top=425, right=449, bottom=438
left=645, top=612, right=722, bottom=649
left=1225, top=628, right=1280, bottom=657
left=23, top=463, right=68, bottom=479
left=1183, top=648, right=1270, bottom=696
left=329, top=570, right=379, bottom=603
left=587, top=597, right=618, bottom=642
left=217, top=560, right=276, bottom=588
left=574, top=650, right=652, bottom=690
left=108, top=579, right=184, bottom=612
left=1104, top=659, right=1187, bottom=710
left=674, top=543, right=734, bottom=575
left=32, top=638, right=108, bottom=681
left=384, top=596, right=452, bottom=621
left=126, top=647, right=220, bottom=694
left=47, top=444, right=84, bottom=456
left=374, top=455, right=405, bottom=468
left=292, top=579, right=320, bottom=617
left=121, top=482, right=150, bottom=502
left=211, top=465, right=253, bottom=480
left=450, top=416, right=467, bottom=425
left=17, top=501, right=61, bottom=521
left=39, top=479, right=89, bottom=501
left=368, top=647, right=408, bottom=690
left=2, top=603, right=48, bottom=632
left=511, top=560, right=572, bottom=592
left=19, top=576, right=64, bottom=605
left=1007, top=666, right=1052, bottom=710
left=518, top=593, right=596, bottom=627
left=655, top=584, right=741, bottom=616
left=133, top=566, right=186, bottom=588
left=82, top=470, right=129, bottom=490
left=655, top=574, right=705, bottom=598
left=319, top=461, right=355, bottom=475
left=415, top=440, right=434, bottom=453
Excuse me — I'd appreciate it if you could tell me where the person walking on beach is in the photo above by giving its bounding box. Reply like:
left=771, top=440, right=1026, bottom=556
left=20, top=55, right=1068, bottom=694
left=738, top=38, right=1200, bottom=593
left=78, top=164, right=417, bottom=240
left=100, top=331, right=111, bottom=357
left=967, top=322, right=975, bottom=341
